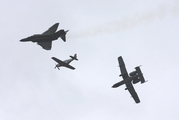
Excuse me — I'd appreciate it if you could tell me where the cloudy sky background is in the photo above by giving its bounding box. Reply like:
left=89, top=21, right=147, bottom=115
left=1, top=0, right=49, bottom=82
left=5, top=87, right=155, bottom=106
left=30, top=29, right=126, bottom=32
left=0, top=0, right=179, bottom=120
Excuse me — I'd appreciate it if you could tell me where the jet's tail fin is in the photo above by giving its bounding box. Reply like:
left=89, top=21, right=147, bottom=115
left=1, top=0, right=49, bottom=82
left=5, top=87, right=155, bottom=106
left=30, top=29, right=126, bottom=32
left=42, top=23, right=59, bottom=35
left=70, top=54, right=78, bottom=60
left=60, top=30, right=68, bottom=42
left=55, top=30, right=69, bottom=42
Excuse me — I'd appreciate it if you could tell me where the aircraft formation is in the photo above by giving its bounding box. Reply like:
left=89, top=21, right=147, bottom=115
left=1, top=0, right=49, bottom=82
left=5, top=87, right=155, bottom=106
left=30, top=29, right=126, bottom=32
left=20, top=23, right=77, bottom=70
left=20, top=23, right=146, bottom=104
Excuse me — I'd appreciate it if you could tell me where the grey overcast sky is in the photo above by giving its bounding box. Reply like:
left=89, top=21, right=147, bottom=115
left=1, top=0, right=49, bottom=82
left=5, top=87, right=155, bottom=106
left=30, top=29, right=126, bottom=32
left=0, top=0, right=179, bottom=120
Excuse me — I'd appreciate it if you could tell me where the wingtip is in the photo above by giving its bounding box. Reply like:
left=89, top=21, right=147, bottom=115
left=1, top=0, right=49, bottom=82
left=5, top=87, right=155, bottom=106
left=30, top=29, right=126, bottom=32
left=111, top=86, right=115, bottom=88
left=53, top=23, right=59, bottom=28
left=136, top=101, right=140, bottom=104
left=118, top=56, right=122, bottom=58
left=55, top=23, right=59, bottom=25
left=43, top=48, right=51, bottom=50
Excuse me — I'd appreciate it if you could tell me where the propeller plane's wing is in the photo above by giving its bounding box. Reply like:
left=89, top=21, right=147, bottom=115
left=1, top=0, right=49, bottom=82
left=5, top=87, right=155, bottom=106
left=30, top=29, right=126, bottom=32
left=52, top=57, right=66, bottom=65
left=51, top=57, right=75, bottom=70
left=64, top=64, right=75, bottom=70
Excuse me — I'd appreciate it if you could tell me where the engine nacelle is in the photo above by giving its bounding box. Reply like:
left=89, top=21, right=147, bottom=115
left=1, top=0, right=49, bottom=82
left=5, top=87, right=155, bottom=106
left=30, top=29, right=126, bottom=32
left=132, top=78, right=140, bottom=84
left=129, top=71, right=137, bottom=76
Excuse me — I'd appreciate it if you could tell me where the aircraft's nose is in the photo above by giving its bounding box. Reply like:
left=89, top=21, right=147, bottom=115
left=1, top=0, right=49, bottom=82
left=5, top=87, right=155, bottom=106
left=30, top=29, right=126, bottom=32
left=20, top=39, right=25, bottom=42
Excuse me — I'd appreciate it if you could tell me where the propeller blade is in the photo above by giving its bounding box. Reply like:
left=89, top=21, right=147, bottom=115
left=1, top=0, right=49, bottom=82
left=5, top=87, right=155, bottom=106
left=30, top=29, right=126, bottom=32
left=54, top=63, right=57, bottom=69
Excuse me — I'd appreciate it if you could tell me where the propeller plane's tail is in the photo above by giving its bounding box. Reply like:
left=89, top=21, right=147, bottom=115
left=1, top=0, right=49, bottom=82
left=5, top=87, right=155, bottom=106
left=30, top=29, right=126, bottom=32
left=70, top=54, right=78, bottom=60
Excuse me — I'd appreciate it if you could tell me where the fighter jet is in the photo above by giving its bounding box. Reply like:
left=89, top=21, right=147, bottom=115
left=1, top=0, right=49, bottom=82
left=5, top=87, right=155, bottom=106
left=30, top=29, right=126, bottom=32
left=51, top=54, right=78, bottom=70
left=20, top=23, right=69, bottom=50
left=112, top=56, right=146, bottom=103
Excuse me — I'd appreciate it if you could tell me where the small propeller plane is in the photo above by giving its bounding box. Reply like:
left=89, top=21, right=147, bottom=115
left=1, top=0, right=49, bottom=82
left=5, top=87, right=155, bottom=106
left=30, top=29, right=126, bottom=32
left=51, top=54, right=78, bottom=70
left=112, top=56, right=146, bottom=103
left=20, top=23, right=69, bottom=50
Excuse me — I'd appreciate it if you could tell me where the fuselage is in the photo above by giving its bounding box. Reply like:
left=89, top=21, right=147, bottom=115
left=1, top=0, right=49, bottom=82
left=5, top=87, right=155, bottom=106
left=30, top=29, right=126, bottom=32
left=20, top=30, right=66, bottom=42
left=124, top=73, right=142, bottom=83
left=20, top=34, right=59, bottom=42
left=56, top=59, right=73, bottom=68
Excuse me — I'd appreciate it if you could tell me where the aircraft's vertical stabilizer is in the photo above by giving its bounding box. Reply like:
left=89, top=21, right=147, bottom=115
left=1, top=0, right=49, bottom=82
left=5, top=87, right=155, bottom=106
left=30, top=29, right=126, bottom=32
left=70, top=54, right=78, bottom=60
left=42, top=23, right=59, bottom=35
left=60, top=30, right=69, bottom=42
left=135, top=66, right=145, bottom=83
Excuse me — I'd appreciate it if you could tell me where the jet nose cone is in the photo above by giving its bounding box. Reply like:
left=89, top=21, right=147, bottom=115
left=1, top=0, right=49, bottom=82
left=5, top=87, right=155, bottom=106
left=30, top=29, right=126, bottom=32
left=20, top=38, right=26, bottom=42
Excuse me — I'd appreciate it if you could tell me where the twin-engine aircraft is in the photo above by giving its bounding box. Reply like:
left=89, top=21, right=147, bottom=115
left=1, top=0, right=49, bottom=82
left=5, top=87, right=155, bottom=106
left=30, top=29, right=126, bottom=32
left=52, top=54, right=78, bottom=70
left=112, top=56, right=146, bottom=103
left=20, top=23, right=68, bottom=50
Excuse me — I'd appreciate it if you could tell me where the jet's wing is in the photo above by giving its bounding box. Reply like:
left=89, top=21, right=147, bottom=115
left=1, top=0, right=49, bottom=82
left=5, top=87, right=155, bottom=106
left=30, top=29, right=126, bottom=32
left=37, top=41, right=52, bottom=50
left=126, top=83, right=140, bottom=103
left=42, top=23, right=59, bottom=35
left=118, top=56, right=129, bottom=79
left=51, top=57, right=75, bottom=70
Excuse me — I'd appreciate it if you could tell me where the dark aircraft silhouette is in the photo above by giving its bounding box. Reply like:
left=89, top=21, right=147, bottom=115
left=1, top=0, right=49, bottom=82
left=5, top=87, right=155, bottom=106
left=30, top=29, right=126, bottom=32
left=20, top=23, right=69, bottom=50
left=52, top=54, right=78, bottom=70
left=112, top=56, right=146, bottom=103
